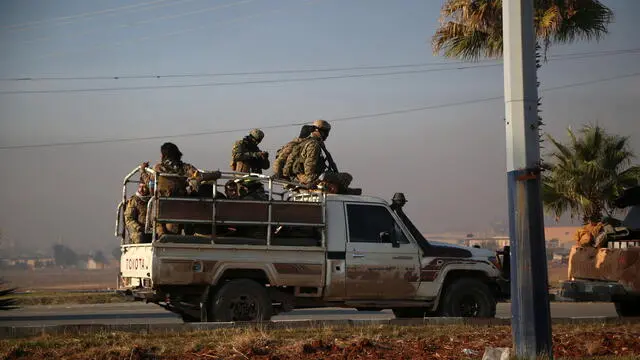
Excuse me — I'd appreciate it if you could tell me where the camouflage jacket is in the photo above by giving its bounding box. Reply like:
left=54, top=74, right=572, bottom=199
left=152, top=159, right=198, bottom=196
left=124, top=194, right=148, bottom=234
left=273, top=137, right=304, bottom=179
left=288, top=135, right=326, bottom=185
left=230, top=136, right=269, bottom=173
left=153, top=159, right=198, bottom=177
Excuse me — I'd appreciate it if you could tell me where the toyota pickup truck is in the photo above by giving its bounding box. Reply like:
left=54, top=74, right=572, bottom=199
left=116, top=167, right=510, bottom=322
left=560, top=186, right=640, bottom=317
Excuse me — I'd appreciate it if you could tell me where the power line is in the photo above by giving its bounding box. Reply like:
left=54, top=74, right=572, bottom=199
left=0, top=61, right=488, bottom=82
left=3, top=0, right=177, bottom=31
left=1, top=71, right=638, bottom=150
left=4, top=47, right=639, bottom=82
left=118, top=0, right=257, bottom=28
left=3, top=50, right=640, bottom=95
left=21, top=0, right=256, bottom=46
left=34, top=0, right=320, bottom=61
left=0, top=65, right=503, bottom=95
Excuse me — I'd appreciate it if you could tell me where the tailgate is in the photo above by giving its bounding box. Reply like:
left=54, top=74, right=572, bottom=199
left=119, top=244, right=154, bottom=289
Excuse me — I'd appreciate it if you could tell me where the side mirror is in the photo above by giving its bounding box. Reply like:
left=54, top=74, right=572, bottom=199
left=380, top=231, right=399, bottom=247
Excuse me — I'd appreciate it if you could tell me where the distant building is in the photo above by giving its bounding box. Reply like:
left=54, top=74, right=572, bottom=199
left=0, top=256, right=55, bottom=270
left=464, top=236, right=509, bottom=250
left=76, top=255, right=107, bottom=270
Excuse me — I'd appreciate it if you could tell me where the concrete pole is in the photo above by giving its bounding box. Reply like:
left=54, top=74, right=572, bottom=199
left=502, top=0, right=553, bottom=358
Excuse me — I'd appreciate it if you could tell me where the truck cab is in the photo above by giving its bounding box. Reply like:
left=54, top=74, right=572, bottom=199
left=116, top=166, right=510, bottom=322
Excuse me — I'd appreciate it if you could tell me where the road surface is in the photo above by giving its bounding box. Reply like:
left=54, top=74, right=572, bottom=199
left=0, top=302, right=618, bottom=327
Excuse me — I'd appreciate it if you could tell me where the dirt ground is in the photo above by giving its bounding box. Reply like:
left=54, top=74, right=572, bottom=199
left=2, top=268, right=119, bottom=291
left=1, top=324, right=639, bottom=360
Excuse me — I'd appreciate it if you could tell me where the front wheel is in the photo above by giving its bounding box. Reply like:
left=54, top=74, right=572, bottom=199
left=211, top=279, right=273, bottom=322
left=615, top=300, right=640, bottom=317
left=438, top=278, right=496, bottom=318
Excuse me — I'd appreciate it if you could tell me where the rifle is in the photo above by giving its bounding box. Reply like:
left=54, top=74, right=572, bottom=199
left=319, top=141, right=338, bottom=173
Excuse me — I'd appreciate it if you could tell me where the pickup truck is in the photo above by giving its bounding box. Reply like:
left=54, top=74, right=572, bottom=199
left=116, top=167, right=510, bottom=322
left=559, top=186, right=640, bottom=317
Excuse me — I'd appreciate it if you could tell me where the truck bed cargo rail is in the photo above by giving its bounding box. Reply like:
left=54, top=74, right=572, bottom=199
left=115, top=166, right=327, bottom=247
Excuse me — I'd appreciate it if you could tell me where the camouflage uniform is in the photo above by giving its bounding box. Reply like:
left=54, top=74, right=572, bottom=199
left=124, top=194, right=150, bottom=244
left=289, top=135, right=326, bottom=186
left=152, top=159, right=198, bottom=196
left=224, top=177, right=268, bottom=201
left=274, top=137, right=305, bottom=180
left=151, top=159, right=199, bottom=236
left=273, top=125, right=314, bottom=180
left=230, top=130, right=269, bottom=174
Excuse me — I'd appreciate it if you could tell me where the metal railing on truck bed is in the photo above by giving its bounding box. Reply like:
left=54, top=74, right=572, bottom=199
left=115, top=166, right=327, bottom=248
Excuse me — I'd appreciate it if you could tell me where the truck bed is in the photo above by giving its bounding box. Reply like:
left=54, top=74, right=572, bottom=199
left=567, top=245, right=640, bottom=293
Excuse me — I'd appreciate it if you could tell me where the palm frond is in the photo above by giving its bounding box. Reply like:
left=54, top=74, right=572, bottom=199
left=542, top=124, right=638, bottom=223
left=0, top=280, right=18, bottom=311
left=432, top=0, right=613, bottom=59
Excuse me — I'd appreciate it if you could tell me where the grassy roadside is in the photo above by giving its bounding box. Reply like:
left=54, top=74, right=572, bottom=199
left=12, top=292, right=127, bottom=306
left=1, top=323, right=638, bottom=359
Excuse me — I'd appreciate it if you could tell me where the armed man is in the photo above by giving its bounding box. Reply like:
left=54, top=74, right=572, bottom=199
left=145, top=142, right=219, bottom=236
left=124, top=182, right=152, bottom=244
left=283, top=120, right=358, bottom=194
left=230, top=129, right=270, bottom=174
left=284, top=119, right=331, bottom=186
left=273, top=124, right=314, bottom=180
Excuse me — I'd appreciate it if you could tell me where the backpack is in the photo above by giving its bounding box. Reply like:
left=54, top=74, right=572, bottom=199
left=282, top=140, right=308, bottom=179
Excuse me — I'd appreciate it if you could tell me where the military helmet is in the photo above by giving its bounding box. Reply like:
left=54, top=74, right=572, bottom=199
left=249, top=128, right=264, bottom=142
left=312, top=119, right=331, bottom=131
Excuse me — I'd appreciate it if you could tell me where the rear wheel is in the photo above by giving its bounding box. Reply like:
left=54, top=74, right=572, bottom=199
left=615, top=300, right=640, bottom=317
left=211, top=279, right=273, bottom=322
left=438, top=278, right=496, bottom=318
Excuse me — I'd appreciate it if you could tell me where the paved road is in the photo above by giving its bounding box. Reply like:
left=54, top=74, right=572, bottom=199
left=0, top=302, right=618, bottom=327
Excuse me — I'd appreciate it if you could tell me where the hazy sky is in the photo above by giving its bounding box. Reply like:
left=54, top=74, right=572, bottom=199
left=1, top=0, right=639, bottom=255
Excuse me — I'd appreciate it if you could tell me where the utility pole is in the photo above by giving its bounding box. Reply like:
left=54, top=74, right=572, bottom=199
left=503, top=0, right=553, bottom=359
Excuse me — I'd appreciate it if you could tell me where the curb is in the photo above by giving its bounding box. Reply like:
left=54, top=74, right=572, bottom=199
left=2, top=317, right=640, bottom=339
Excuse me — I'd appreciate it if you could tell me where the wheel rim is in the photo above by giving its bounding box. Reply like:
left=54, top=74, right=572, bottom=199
left=228, top=294, right=259, bottom=321
left=457, top=294, right=481, bottom=317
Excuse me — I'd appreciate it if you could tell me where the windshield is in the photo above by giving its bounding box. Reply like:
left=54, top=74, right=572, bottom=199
left=392, top=206, right=431, bottom=255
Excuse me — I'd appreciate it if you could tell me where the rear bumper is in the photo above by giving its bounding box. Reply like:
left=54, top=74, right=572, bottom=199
left=117, top=287, right=157, bottom=301
left=560, top=280, right=628, bottom=302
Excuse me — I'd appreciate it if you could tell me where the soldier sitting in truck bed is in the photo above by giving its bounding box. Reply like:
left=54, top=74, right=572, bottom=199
left=124, top=181, right=152, bottom=244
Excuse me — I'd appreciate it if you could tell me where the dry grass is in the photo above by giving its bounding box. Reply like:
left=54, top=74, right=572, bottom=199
left=1, top=323, right=638, bottom=360
left=2, top=268, right=118, bottom=291
left=12, top=291, right=126, bottom=306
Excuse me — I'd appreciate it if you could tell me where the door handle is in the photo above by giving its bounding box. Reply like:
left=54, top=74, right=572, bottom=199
left=392, top=256, right=414, bottom=260
left=352, top=253, right=365, bottom=258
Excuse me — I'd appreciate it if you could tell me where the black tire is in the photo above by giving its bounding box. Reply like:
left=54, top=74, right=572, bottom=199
left=356, top=307, right=382, bottom=312
left=615, top=300, right=640, bottom=317
left=211, top=279, right=272, bottom=322
left=392, top=307, right=431, bottom=318
left=438, top=278, right=496, bottom=318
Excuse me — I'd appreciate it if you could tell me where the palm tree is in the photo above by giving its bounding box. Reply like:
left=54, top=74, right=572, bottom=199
left=0, top=279, right=18, bottom=311
left=542, top=125, right=640, bottom=223
left=432, top=0, right=613, bottom=60
left=431, top=0, right=613, bottom=140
